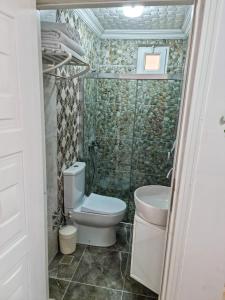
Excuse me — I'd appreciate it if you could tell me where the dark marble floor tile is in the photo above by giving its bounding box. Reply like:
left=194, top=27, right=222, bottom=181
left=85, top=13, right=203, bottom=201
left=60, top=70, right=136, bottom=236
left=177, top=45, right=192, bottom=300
left=60, top=255, right=74, bottom=264
left=122, top=292, right=157, bottom=299
left=49, top=244, right=86, bottom=280
left=49, top=278, right=69, bottom=300
left=72, top=247, right=128, bottom=290
left=124, top=256, right=158, bottom=298
left=123, top=276, right=157, bottom=298
left=63, top=282, right=122, bottom=300
left=109, top=224, right=132, bottom=253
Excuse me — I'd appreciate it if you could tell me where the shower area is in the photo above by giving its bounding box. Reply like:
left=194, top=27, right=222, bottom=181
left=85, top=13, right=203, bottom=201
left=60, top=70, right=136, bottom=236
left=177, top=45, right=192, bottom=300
left=82, top=76, right=183, bottom=223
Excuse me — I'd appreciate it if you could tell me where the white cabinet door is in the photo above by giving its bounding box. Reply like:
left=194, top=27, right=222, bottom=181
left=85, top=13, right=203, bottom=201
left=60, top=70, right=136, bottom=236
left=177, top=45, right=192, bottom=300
left=0, top=1, right=47, bottom=299
left=131, top=214, right=166, bottom=294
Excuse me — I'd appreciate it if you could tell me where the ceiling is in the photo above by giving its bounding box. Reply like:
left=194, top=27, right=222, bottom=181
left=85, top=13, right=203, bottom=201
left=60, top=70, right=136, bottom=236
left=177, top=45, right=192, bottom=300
left=76, top=5, right=193, bottom=40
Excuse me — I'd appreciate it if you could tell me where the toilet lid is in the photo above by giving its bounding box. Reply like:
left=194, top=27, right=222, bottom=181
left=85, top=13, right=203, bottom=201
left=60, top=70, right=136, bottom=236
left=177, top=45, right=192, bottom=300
left=81, top=193, right=126, bottom=215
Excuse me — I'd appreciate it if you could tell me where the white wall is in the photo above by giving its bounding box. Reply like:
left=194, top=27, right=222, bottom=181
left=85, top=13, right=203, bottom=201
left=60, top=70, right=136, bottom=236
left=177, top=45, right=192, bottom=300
left=43, top=76, right=58, bottom=263
left=40, top=10, right=59, bottom=263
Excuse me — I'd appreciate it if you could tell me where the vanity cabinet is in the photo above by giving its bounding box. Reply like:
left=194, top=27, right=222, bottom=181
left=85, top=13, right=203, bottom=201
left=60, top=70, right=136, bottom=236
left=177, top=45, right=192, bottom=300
left=130, top=213, right=166, bottom=294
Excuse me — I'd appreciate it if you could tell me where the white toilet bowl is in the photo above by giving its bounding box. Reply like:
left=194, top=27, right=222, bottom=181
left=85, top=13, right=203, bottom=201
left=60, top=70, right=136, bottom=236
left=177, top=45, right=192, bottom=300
left=64, top=163, right=126, bottom=247
left=69, top=193, right=126, bottom=246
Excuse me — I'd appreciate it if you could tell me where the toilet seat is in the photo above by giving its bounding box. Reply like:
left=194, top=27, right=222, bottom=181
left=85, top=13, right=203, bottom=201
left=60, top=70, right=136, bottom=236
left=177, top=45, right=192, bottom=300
left=81, top=193, right=126, bottom=215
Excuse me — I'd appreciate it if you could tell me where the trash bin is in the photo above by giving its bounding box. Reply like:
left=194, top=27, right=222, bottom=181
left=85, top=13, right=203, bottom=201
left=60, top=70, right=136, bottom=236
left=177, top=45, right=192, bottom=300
left=59, top=225, right=77, bottom=255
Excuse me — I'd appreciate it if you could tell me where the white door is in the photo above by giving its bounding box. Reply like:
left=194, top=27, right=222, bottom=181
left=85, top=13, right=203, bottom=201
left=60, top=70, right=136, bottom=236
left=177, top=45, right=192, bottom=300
left=0, top=1, right=47, bottom=299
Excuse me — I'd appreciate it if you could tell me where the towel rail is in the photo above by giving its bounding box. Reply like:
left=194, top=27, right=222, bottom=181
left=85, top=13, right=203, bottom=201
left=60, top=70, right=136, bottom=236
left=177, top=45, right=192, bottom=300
left=42, top=46, right=90, bottom=79
left=43, top=52, right=72, bottom=73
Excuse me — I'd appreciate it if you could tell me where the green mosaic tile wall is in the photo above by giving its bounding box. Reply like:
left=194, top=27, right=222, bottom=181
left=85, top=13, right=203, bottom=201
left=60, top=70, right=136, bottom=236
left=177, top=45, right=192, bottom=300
left=98, top=39, right=187, bottom=74
left=83, top=40, right=187, bottom=223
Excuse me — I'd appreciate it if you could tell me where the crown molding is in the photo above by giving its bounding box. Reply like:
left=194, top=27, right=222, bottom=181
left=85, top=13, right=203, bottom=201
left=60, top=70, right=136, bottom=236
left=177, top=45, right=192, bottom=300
left=101, top=29, right=187, bottom=39
left=182, top=6, right=194, bottom=37
left=75, top=9, right=104, bottom=37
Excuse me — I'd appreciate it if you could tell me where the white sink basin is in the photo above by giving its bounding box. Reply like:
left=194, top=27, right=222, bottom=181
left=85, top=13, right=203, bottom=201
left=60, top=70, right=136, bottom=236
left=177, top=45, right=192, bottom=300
left=134, top=185, right=171, bottom=227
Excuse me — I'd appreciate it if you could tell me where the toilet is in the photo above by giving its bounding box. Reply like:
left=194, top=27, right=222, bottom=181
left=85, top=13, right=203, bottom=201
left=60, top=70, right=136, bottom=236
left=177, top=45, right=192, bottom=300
left=63, top=162, right=126, bottom=247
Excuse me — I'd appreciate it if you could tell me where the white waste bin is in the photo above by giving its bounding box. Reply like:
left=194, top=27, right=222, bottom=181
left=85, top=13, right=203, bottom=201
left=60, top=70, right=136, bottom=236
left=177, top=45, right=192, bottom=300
left=59, top=225, right=77, bottom=255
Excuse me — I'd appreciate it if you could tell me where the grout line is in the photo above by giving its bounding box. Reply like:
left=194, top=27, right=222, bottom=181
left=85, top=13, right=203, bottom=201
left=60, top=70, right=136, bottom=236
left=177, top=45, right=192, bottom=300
left=72, top=246, right=88, bottom=277
left=121, top=250, right=130, bottom=300
left=49, top=276, right=71, bottom=282
left=60, top=280, right=70, bottom=300
left=87, top=245, right=130, bottom=254
left=123, top=291, right=158, bottom=299
left=61, top=245, right=87, bottom=300
left=120, top=225, right=132, bottom=300
left=120, top=226, right=132, bottom=299
left=68, top=280, right=124, bottom=293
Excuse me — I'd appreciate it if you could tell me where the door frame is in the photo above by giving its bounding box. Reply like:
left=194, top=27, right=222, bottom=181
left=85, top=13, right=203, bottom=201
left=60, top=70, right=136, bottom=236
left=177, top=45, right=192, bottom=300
left=36, top=10, right=49, bottom=298
left=37, top=0, right=194, bottom=9
left=36, top=0, right=225, bottom=299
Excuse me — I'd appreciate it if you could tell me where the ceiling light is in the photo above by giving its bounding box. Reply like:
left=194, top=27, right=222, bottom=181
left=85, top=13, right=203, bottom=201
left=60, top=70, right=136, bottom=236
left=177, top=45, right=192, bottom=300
left=123, top=5, right=144, bottom=18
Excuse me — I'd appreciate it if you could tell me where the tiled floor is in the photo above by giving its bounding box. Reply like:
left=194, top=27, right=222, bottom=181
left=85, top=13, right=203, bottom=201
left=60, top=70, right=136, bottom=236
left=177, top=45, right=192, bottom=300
left=49, top=224, right=158, bottom=300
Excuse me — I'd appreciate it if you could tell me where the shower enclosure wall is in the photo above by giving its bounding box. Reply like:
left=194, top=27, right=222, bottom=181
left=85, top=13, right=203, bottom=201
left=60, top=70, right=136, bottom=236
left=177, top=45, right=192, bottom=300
left=83, top=77, right=183, bottom=222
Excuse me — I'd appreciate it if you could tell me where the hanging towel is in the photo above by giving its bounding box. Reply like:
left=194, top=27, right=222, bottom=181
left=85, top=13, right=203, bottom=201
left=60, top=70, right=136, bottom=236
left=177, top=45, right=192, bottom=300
left=41, top=30, right=85, bottom=57
left=41, top=21, right=80, bottom=44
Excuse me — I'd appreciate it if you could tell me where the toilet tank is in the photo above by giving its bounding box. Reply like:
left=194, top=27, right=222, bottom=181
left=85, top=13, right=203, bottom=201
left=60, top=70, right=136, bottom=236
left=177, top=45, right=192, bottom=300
left=63, top=162, right=86, bottom=212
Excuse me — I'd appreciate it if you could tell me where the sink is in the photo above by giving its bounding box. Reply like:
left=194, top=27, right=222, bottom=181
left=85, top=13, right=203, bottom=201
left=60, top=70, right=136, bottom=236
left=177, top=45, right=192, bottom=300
left=134, top=185, right=171, bottom=227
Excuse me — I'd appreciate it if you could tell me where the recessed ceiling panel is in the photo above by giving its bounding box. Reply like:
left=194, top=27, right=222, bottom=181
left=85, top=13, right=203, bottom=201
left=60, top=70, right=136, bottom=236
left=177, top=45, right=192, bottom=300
left=91, top=6, right=190, bottom=31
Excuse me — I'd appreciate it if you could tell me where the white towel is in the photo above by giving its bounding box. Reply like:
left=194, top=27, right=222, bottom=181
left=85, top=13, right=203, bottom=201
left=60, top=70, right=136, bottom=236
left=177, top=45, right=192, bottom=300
left=41, top=30, right=85, bottom=57
left=41, top=21, right=80, bottom=43
left=42, top=41, right=85, bottom=58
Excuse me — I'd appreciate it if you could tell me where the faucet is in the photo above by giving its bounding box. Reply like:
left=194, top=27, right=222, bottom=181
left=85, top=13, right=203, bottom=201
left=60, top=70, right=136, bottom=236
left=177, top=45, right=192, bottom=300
left=166, top=167, right=173, bottom=179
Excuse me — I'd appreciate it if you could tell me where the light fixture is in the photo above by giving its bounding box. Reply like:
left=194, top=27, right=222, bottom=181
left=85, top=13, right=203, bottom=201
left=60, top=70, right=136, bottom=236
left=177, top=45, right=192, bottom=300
left=123, top=5, right=144, bottom=18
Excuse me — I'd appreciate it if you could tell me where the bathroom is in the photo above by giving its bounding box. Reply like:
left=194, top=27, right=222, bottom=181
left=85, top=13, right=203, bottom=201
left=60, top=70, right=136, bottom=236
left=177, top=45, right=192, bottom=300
left=42, top=4, right=192, bottom=300
left=2, top=0, right=225, bottom=299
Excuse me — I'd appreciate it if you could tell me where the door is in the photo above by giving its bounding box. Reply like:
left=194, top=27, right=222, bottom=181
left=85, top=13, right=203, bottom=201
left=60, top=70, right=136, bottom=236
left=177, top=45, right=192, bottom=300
left=0, top=1, right=47, bottom=299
